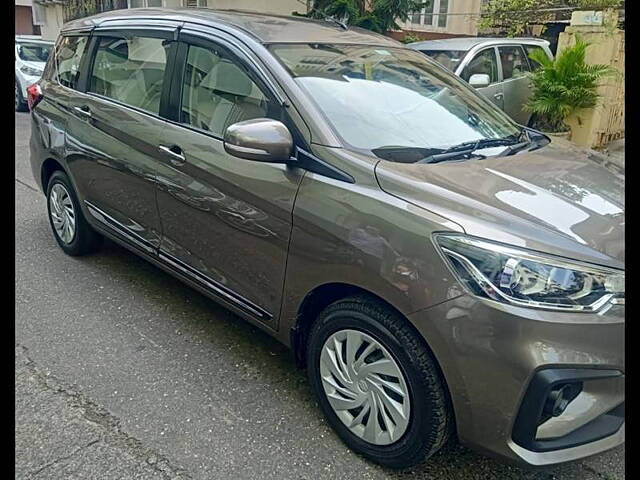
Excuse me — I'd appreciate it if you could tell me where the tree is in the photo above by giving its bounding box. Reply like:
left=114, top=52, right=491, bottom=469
left=479, top=0, right=622, bottom=37
left=525, top=38, right=616, bottom=132
left=302, top=0, right=427, bottom=34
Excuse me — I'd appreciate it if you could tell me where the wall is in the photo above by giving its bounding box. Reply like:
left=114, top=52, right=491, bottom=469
left=397, top=0, right=482, bottom=39
left=16, top=5, right=35, bottom=35
left=559, top=10, right=625, bottom=148
left=39, top=3, right=64, bottom=41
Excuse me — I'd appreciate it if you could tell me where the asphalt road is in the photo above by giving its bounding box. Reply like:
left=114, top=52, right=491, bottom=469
left=15, top=112, right=625, bottom=479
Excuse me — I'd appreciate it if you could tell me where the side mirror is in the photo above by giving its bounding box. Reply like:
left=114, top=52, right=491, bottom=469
left=468, top=73, right=490, bottom=88
left=223, top=118, right=293, bottom=163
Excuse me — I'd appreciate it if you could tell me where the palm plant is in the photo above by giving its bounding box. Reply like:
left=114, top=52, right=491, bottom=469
left=526, top=38, right=616, bottom=132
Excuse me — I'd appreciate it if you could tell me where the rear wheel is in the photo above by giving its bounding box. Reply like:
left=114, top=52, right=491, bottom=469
left=307, top=295, right=453, bottom=469
left=46, top=170, right=103, bottom=256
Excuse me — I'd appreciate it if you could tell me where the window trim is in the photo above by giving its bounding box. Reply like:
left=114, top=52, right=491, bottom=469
left=51, top=33, right=93, bottom=92
left=165, top=30, right=303, bottom=146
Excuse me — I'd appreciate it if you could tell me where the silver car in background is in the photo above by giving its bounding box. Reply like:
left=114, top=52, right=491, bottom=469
left=408, top=38, right=553, bottom=125
left=15, top=35, right=54, bottom=111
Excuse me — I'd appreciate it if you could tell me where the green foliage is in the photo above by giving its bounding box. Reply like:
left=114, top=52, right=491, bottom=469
left=401, top=32, right=422, bottom=44
left=479, top=0, right=556, bottom=36
left=479, top=0, right=622, bottom=37
left=566, top=0, right=622, bottom=8
left=526, top=39, right=616, bottom=132
left=305, top=0, right=426, bottom=33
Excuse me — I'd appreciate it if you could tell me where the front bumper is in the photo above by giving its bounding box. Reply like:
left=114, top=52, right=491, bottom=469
left=409, top=294, right=624, bottom=466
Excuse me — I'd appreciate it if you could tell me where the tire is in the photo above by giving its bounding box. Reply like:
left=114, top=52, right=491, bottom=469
left=46, top=170, right=103, bottom=256
left=15, top=80, right=27, bottom=112
left=307, top=295, right=453, bottom=469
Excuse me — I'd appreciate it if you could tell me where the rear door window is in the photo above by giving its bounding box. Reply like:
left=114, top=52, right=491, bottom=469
left=88, top=34, right=170, bottom=115
left=55, top=35, right=89, bottom=90
left=461, top=48, right=498, bottom=84
left=498, top=46, right=531, bottom=80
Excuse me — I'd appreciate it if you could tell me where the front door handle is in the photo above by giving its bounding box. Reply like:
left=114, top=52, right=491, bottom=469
left=158, top=145, right=186, bottom=165
left=73, top=105, right=92, bottom=119
left=494, top=92, right=504, bottom=100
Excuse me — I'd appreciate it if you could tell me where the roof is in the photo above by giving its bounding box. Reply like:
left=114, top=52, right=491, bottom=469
left=407, top=37, right=550, bottom=51
left=15, top=35, right=54, bottom=44
left=62, top=7, right=401, bottom=47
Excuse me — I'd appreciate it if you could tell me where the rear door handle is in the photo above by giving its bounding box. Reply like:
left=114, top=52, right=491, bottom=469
left=494, top=92, right=504, bottom=99
left=158, top=145, right=186, bottom=165
left=73, top=106, right=92, bottom=118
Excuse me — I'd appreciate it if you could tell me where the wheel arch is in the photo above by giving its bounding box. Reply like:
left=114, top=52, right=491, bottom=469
left=41, top=157, right=67, bottom=192
left=291, top=281, right=458, bottom=434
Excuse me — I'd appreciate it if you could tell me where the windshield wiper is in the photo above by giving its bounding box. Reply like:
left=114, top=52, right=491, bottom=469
left=417, top=137, right=520, bottom=164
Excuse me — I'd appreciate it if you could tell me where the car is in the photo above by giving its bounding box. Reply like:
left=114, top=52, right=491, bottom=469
left=29, top=8, right=624, bottom=470
left=15, top=35, right=54, bottom=112
left=408, top=37, right=554, bottom=125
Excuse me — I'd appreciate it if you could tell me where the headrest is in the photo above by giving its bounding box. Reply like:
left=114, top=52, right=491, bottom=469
left=200, top=59, right=252, bottom=97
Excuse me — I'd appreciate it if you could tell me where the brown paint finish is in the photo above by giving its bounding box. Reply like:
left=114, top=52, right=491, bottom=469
left=29, top=8, right=624, bottom=468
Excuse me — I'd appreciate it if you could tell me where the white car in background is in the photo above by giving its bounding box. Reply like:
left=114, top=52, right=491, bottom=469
left=408, top=38, right=553, bottom=125
left=15, top=35, right=54, bottom=111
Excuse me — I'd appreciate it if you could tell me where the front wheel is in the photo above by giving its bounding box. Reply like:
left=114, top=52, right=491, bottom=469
left=306, top=295, right=453, bottom=469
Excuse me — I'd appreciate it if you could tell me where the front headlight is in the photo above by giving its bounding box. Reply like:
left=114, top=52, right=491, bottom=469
left=434, top=234, right=624, bottom=312
left=20, top=65, right=43, bottom=77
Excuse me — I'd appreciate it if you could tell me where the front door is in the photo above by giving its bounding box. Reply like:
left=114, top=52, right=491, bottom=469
left=460, top=47, right=504, bottom=111
left=65, top=27, right=177, bottom=253
left=497, top=45, right=532, bottom=124
left=154, top=33, right=304, bottom=327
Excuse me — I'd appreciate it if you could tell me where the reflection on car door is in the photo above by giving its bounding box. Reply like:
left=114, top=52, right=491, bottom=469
left=460, top=47, right=504, bottom=111
left=497, top=45, right=532, bottom=124
left=65, top=28, right=178, bottom=253
left=153, top=32, right=304, bottom=328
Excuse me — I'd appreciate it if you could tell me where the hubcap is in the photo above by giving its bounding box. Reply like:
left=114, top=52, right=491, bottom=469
left=49, top=183, right=76, bottom=244
left=319, top=329, right=411, bottom=445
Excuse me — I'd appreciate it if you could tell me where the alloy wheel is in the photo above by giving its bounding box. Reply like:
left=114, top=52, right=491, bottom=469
left=49, top=183, right=76, bottom=244
left=319, top=329, right=411, bottom=446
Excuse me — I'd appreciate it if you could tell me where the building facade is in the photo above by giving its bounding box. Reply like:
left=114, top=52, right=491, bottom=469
left=392, top=0, right=482, bottom=41
left=16, top=0, right=42, bottom=36
left=32, top=0, right=309, bottom=40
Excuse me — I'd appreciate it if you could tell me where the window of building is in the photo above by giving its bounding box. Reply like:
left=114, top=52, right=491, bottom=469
left=55, top=36, right=89, bottom=90
left=410, top=0, right=449, bottom=28
left=128, top=0, right=164, bottom=7
left=89, top=34, right=169, bottom=114
left=184, top=0, right=208, bottom=6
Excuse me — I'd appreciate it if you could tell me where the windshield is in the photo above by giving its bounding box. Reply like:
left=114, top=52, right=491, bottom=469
left=421, top=49, right=467, bottom=72
left=17, top=42, right=52, bottom=63
left=269, top=44, right=520, bottom=160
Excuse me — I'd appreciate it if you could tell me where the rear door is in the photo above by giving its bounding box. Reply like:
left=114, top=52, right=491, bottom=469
left=460, top=47, right=503, bottom=111
left=65, top=25, right=178, bottom=253
left=153, top=29, right=305, bottom=328
left=497, top=45, right=532, bottom=124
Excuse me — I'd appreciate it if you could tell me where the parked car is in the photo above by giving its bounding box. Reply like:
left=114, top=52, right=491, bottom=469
left=29, top=8, right=624, bottom=470
left=408, top=38, right=554, bottom=125
left=15, top=35, right=54, bottom=112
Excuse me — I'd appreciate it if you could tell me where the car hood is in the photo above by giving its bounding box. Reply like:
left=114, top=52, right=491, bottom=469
left=18, top=60, right=45, bottom=72
left=375, top=143, right=625, bottom=268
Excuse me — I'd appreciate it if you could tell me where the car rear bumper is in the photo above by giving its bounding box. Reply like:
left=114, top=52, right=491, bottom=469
left=408, top=294, right=624, bottom=466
